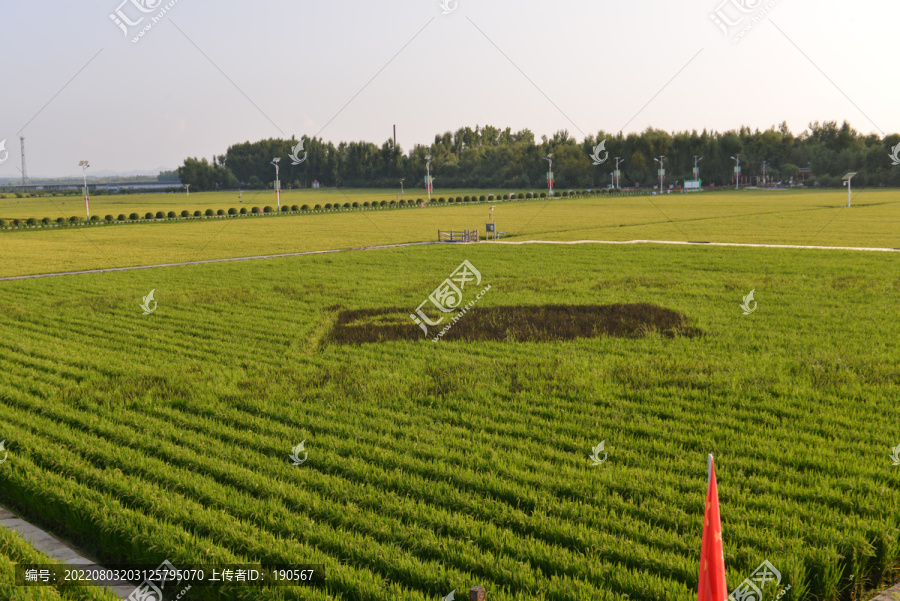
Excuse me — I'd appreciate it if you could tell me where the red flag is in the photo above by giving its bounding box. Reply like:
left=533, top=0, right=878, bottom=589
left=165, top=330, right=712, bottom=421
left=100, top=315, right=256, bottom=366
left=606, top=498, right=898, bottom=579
left=698, top=454, right=728, bottom=601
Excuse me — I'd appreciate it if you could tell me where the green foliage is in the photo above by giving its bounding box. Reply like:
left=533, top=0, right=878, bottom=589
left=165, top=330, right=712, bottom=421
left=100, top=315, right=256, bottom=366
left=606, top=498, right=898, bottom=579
left=69, top=216, right=80, bottom=223
left=324, top=203, right=333, bottom=210
left=251, top=207, right=260, bottom=214
left=240, top=208, right=248, bottom=214
left=301, top=205, right=310, bottom=211
left=314, top=204, right=322, bottom=210
left=291, top=205, right=299, bottom=212
left=217, top=209, right=226, bottom=216
left=181, top=210, right=190, bottom=218
left=57, top=217, right=66, bottom=224
left=205, top=209, right=215, bottom=216
left=145, top=212, right=154, bottom=219
left=90, top=215, right=99, bottom=222
left=343, top=203, right=350, bottom=209
left=194, top=210, right=202, bottom=217
left=105, top=215, right=114, bottom=222
left=352, top=202, right=360, bottom=208
left=540, top=192, right=546, bottom=198
left=0, top=243, right=897, bottom=601
left=26, top=218, right=37, bottom=226
left=438, top=197, right=445, bottom=203
left=463, top=195, right=470, bottom=202
left=380, top=201, right=387, bottom=207
left=156, top=211, right=165, bottom=219
left=480, top=195, right=486, bottom=201
left=167, top=211, right=177, bottom=219
left=228, top=208, right=237, bottom=215
left=0, top=219, right=6, bottom=226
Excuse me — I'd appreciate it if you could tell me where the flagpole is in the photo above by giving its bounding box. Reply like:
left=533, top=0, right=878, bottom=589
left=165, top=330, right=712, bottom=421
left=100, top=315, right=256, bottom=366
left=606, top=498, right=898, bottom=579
left=708, top=453, right=713, bottom=484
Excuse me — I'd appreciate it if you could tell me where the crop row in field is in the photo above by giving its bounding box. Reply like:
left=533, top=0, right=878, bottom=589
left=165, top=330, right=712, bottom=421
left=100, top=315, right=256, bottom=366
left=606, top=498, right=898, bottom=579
left=0, top=243, right=898, bottom=600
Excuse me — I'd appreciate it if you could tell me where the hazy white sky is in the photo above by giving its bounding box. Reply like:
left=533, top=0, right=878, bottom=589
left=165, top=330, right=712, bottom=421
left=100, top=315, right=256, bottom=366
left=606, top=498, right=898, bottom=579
left=1, top=0, right=897, bottom=177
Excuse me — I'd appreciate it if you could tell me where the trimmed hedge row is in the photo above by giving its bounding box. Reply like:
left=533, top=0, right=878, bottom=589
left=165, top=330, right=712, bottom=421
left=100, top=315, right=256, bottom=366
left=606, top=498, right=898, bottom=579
left=0, top=191, right=629, bottom=229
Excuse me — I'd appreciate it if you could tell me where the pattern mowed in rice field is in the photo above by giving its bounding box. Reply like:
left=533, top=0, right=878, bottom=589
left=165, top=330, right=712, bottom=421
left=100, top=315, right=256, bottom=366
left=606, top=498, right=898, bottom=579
left=0, top=242, right=899, bottom=600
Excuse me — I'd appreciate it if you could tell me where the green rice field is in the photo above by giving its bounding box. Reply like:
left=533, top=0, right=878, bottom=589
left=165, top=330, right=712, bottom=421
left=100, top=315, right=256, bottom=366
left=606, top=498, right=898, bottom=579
left=0, top=189, right=898, bottom=278
left=0, top=189, right=899, bottom=600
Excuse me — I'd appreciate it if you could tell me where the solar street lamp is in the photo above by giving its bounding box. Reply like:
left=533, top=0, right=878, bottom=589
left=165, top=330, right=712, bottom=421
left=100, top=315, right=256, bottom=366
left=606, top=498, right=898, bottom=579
left=653, top=155, right=665, bottom=191
left=731, top=155, right=741, bottom=189
left=843, top=172, right=856, bottom=207
left=542, top=153, right=553, bottom=196
left=270, top=157, right=281, bottom=209
left=425, top=155, right=433, bottom=202
left=79, top=161, right=91, bottom=220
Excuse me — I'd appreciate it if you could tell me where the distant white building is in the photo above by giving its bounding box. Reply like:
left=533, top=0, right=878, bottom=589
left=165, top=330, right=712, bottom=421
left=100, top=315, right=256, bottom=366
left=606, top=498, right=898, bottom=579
left=312, top=179, right=321, bottom=189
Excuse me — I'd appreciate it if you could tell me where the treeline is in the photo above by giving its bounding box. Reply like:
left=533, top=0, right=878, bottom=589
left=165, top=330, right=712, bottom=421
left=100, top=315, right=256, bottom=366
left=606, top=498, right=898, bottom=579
left=177, top=121, right=900, bottom=191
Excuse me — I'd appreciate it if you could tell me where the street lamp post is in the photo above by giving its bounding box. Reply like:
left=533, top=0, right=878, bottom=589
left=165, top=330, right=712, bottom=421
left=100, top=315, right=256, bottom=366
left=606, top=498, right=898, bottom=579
left=693, top=155, right=703, bottom=182
left=399, top=178, right=405, bottom=197
left=542, top=153, right=553, bottom=196
left=425, top=155, right=433, bottom=203
left=761, top=161, right=769, bottom=186
left=653, top=156, right=665, bottom=192
left=79, top=161, right=90, bottom=220
left=730, top=154, right=741, bottom=190
left=843, top=172, right=857, bottom=207
left=270, top=157, right=281, bottom=210
left=614, top=156, right=623, bottom=189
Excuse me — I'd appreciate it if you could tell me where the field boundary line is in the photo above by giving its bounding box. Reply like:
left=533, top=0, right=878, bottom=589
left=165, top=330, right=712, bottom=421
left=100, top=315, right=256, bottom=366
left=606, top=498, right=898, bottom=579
left=5, top=238, right=898, bottom=281
left=1, top=241, right=441, bottom=281
left=492, top=239, right=900, bottom=252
